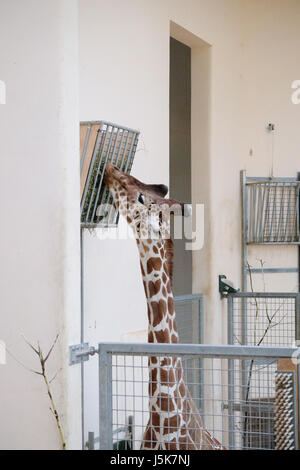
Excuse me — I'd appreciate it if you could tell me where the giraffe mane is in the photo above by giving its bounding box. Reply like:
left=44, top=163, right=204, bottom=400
left=164, top=238, right=174, bottom=288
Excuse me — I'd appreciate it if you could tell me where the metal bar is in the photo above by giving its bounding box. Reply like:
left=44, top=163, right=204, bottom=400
left=80, top=124, right=91, bottom=173
left=84, top=123, right=108, bottom=222
left=97, top=342, right=298, bottom=360
left=256, top=184, right=263, bottom=242
left=246, top=267, right=298, bottom=274
left=80, top=120, right=139, bottom=134
left=241, top=171, right=248, bottom=291
left=296, top=362, right=300, bottom=450
left=100, top=129, right=132, bottom=226
left=297, top=174, right=300, bottom=291
left=227, top=295, right=235, bottom=448
left=246, top=177, right=298, bottom=183
left=295, top=183, right=300, bottom=241
left=276, top=183, right=285, bottom=242
left=106, top=128, right=126, bottom=224
left=223, top=402, right=273, bottom=413
left=174, top=293, right=204, bottom=302
left=268, top=182, right=277, bottom=241
left=80, top=128, right=102, bottom=215
left=228, top=292, right=300, bottom=298
left=250, top=184, right=255, bottom=242
left=247, top=241, right=300, bottom=245
left=284, top=183, right=293, bottom=242
left=99, top=346, right=113, bottom=450
left=80, top=228, right=85, bottom=450
left=227, top=295, right=234, bottom=345
left=263, top=182, right=271, bottom=243
left=87, top=432, right=94, bottom=450
left=98, top=127, right=122, bottom=224
left=90, top=125, right=116, bottom=222
left=290, top=184, right=299, bottom=243
left=295, top=294, right=300, bottom=343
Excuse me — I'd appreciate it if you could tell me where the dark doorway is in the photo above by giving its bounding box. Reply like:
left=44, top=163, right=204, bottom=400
left=169, top=37, right=192, bottom=295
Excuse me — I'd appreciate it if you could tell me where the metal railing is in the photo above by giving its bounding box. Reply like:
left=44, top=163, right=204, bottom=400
left=241, top=171, right=300, bottom=291
left=243, top=176, right=300, bottom=244
left=97, top=342, right=300, bottom=450
left=227, top=292, right=300, bottom=348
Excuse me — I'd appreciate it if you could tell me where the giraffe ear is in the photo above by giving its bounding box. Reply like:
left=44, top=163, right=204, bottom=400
left=146, top=184, right=169, bottom=198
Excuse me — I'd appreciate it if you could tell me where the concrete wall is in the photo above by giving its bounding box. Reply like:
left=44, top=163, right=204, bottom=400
left=0, top=0, right=81, bottom=450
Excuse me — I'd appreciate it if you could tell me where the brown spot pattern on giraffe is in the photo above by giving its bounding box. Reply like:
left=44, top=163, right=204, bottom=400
left=151, top=300, right=167, bottom=327
left=147, top=257, right=162, bottom=274
left=148, top=330, right=154, bottom=343
left=160, top=368, right=176, bottom=387
left=163, top=414, right=181, bottom=433
left=167, top=296, right=175, bottom=315
left=157, top=393, right=175, bottom=412
left=155, top=328, right=170, bottom=343
left=149, top=368, right=158, bottom=394
left=149, top=279, right=161, bottom=297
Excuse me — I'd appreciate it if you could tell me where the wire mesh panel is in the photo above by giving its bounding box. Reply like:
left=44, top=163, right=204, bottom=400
left=80, top=121, right=139, bottom=228
left=228, top=293, right=300, bottom=348
left=98, top=343, right=299, bottom=451
left=174, top=294, right=203, bottom=344
left=245, top=180, right=300, bottom=244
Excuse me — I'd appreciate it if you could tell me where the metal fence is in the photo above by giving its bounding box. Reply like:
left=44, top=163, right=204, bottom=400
left=227, top=292, right=300, bottom=348
left=174, top=294, right=203, bottom=345
left=97, top=343, right=299, bottom=450
left=80, top=121, right=139, bottom=228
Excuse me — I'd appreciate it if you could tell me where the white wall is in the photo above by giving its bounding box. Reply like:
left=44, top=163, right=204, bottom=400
left=1, top=0, right=298, bottom=450
left=79, top=0, right=300, bottom=440
left=240, top=0, right=300, bottom=294
left=79, top=0, right=244, bottom=441
left=0, top=0, right=81, bottom=450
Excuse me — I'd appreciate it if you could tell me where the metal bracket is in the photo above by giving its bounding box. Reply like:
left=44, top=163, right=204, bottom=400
left=69, top=343, right=97, bottom=365
left=219, top=274, right=240, bottom=297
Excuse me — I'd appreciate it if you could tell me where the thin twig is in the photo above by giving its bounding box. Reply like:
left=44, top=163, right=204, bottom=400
left=8, top=334, right=66, bottom=450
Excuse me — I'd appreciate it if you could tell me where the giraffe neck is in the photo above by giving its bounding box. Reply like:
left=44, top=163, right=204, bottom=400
left=136, top=238, right=178, bottom=344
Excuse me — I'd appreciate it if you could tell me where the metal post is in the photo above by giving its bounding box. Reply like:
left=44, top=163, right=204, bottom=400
left=87, top=431, right=95, bottom=450
left=296, top=294, right=300, bottom=343
left=80, top=228, right=85, bottom=450
left=297, top=362, right=300, bottom=449
left=227, top=295, right=235, bottom=449
left=99, top=345, right=113, bottom=450
left=241, top=170, right=248, bottom=292
left=297, top=172, right=300, bottom=292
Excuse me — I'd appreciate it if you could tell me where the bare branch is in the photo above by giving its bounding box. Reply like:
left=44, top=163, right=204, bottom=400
left=21, top=335, right=39, bottom=356
left=44, top=334, right=59, bottom=363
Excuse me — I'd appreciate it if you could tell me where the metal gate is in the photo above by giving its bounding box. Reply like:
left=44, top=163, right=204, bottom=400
left=226, top=291, right=300, bottom=449
left=227, top=292, right=300, bottom=348
left=95, top=343, right=299, bottom=450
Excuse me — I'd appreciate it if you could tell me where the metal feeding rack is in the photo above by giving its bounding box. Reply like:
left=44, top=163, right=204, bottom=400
left=241, top=171, right=300, bottom=291
left=80, top=121, right=140, bottom=228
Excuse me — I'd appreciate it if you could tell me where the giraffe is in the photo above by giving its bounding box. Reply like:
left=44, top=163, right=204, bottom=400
left=104, top=162, right=224, bottom=450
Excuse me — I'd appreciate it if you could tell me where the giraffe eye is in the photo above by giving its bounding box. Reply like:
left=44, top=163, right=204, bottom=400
left=138, top=193, right=145, bottom=204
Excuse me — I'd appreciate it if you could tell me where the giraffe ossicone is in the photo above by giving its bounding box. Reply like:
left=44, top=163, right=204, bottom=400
left=104, top=162, right=225, bottom=450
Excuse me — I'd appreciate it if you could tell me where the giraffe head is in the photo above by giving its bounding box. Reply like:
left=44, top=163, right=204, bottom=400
left=104, top=162, right=190, bottom=240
